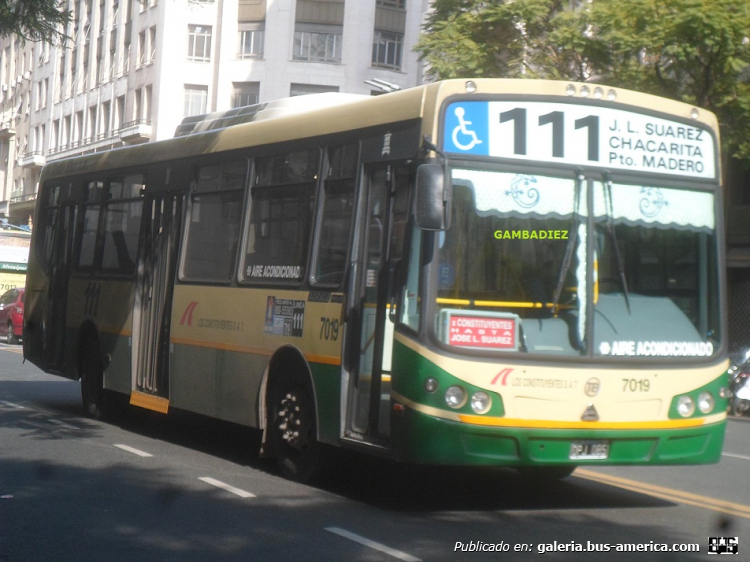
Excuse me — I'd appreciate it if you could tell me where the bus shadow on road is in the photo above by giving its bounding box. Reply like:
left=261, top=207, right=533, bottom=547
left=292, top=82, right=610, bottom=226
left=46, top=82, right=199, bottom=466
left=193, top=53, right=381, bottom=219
left=0, top=380, right=102, bottom=440
left=318, top=451, right=675, bottom=513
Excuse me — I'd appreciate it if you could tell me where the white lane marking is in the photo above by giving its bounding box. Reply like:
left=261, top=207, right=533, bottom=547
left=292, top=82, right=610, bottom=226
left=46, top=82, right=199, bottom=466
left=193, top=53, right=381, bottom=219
left=325, top=527, right=422, bottom=562
left=114, top=444, right=154, bottom=457
left=47, top=419, right=79, bottom=430
left=0, top=400, right=25, bottom=409
left=198, top=477, right=255, bottom=498
left=723, top=452, right=750, bottom=461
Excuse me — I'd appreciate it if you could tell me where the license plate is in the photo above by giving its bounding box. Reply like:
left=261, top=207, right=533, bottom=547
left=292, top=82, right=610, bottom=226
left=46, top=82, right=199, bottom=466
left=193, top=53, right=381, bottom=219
left=569, top=440, right=610, bottom=460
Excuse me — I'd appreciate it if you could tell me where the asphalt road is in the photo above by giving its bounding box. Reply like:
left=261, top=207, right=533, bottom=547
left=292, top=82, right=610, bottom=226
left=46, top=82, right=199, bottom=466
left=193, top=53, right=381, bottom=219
left=1, top=344, right=747, bottom=561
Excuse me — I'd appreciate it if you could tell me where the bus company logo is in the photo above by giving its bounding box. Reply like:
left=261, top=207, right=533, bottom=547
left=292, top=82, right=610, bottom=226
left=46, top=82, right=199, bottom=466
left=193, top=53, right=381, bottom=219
left=491, top=367, right=514, bottom=386
left=708, top=537, right=738, bottom=555
left=585, top=378, right=601, bottom=397
left=180, top=301, right=199, bottom=326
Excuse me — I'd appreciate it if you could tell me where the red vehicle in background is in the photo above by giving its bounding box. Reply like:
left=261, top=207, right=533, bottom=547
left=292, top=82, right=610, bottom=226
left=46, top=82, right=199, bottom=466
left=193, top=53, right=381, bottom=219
left=0, top=287, right=24, bottom=344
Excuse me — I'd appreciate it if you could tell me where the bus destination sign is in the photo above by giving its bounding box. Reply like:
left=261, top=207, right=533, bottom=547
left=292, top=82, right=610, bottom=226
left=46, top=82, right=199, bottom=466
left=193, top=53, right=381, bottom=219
left=443, top=101, right=716, bottom=179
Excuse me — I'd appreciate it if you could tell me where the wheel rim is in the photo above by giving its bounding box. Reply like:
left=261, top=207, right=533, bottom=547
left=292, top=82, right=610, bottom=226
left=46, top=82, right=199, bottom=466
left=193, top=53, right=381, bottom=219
left=275, top=390, right=315, bottom=453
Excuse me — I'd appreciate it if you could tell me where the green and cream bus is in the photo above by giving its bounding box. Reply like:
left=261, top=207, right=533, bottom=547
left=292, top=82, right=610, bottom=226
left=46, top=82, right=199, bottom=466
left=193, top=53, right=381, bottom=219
left=24, top=79, right=728, bottom=482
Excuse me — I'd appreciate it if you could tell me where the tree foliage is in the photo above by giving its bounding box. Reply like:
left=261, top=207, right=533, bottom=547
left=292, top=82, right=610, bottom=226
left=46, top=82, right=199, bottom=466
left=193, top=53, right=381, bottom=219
left=0, top=0, right=70, bottom=42
left=416, top=0, right=750, bottom=160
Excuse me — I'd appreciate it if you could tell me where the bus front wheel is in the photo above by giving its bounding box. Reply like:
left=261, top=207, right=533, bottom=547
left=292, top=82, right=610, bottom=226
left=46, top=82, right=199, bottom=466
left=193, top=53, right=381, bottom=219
left=268, top=371, right=327, bottom=484
left=80, top=338, right=107, bottom=420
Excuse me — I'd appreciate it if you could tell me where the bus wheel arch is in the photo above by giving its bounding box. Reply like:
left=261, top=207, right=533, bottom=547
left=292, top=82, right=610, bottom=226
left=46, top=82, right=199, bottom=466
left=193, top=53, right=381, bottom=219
left=262, top=346, right=327, bottom=483
left=77, top=323, right=107, bottom=419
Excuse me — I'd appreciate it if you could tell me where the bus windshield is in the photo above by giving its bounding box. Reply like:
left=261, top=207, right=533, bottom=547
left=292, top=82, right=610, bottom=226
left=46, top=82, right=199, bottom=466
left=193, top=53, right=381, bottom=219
left=435, top=168, right=719, bottom=359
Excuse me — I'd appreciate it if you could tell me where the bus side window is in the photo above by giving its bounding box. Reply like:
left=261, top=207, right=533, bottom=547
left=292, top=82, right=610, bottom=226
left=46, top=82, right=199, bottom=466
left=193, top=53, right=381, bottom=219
left=313, top=143, right=357, bottom=287
left=101, top=176, right=144, bottom=275
left=77, top=181, right=105, bottom=269
left=182, top=160, right=246, bottom=282
left=242, top=150, right=318, bottom=284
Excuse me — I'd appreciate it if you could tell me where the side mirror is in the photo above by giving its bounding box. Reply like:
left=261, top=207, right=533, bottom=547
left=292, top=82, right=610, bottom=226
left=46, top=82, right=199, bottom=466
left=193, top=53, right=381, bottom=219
left=415, top=163, right=452, bottom=231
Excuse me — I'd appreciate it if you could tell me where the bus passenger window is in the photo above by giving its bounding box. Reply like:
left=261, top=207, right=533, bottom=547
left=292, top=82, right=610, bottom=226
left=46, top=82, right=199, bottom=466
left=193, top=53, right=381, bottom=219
left=242, top=150, right=318, bottom=284
left=182, top=161, right=246, bottom=282
left=77, top=181, right=105, bottom=269
left=101, top=175, right=144, bottom=275
left=313, top=143, right=357, bottom=286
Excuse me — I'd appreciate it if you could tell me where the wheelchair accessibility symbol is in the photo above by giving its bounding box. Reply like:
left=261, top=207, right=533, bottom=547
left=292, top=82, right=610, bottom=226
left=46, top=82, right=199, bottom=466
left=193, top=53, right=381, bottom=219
left=444, top=102, right=488, bottom=155
left=452, top=107, right=482, bottom=151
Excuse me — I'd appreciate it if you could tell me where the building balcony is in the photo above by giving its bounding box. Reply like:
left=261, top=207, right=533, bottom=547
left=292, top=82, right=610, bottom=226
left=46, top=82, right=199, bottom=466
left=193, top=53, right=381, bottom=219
left=19, top=151, right=46, bottom=169
left=119, top=120, right=152, bottom=144
left=0, top=125, right=15, bottom=139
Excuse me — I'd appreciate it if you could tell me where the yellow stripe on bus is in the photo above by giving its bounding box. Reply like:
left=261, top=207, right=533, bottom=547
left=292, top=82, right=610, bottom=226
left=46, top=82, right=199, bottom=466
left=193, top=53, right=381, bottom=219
left=455, top=413, right=714, bottom=430
left=169, top=336, right=341, bottom=366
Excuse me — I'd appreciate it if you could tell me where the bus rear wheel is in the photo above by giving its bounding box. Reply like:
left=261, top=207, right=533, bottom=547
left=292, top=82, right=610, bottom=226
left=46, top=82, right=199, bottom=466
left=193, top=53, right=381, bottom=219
left=80, top=339, right=107, bottom=420
left=268, top=372, right=327, bottom=484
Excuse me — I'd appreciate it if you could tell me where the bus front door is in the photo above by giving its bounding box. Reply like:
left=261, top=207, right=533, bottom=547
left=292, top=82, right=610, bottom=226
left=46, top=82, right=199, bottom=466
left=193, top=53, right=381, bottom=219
left=346, top=164, right=407, bottom=442
left=131, top=192, right=184, bottom=410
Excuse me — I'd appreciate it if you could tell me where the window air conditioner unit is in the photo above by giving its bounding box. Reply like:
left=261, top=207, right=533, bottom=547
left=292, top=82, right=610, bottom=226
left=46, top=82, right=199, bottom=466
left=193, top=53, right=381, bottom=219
left=1, top=85, right=7, bottom=92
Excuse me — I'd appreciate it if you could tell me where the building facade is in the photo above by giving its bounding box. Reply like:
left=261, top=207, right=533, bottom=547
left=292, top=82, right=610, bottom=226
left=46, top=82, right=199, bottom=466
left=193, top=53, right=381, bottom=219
left=0, top=0, right=429, bottom=226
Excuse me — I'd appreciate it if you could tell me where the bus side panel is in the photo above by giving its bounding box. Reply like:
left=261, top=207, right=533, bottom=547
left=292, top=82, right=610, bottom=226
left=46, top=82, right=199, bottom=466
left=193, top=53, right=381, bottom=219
left=65, top=277, right=134, bottom=394
left=170, top=343, right=267, bottom=426
left=309, top=361, right=341, bottom=445
left=169, top=285, right=344, bottom=436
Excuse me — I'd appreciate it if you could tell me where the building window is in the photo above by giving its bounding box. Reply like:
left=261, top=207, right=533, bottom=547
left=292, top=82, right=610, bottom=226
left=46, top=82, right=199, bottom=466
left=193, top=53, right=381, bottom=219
left=293, top=24, right=342, bottom=63
left=187, top=25, right=212, bottom=62
left=137, top=31, right=146, bottom=66
left=238, top=25, right=264, bottom=59
left=148, top=26, right=156, bottom=63
left=376, top=0, right=405, bottom=7
left=232, top=81, right=259, bottom=108
left=372, top=30, right=402, bottom=70
left=289, top=83, right=338, bottom=97
left=184, top=85, right=208, bottom=116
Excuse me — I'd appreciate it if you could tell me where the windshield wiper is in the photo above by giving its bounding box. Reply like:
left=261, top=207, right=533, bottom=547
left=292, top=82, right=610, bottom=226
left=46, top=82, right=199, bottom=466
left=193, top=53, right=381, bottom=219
left=603, top=175, right=631, bottom=314
left=551, top=174, right=583, bottom=316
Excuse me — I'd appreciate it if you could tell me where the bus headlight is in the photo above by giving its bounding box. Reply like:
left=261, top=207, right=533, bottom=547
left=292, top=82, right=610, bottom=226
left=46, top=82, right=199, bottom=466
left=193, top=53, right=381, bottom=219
left=470, top=391, right=491, bottom=414
left=698, top=392, right=715, bottom=414
left=424, top=377, right=439, bottom=393
left=445, top=386, right=466, bottom=409
left=677, top=395, right=695, bottom=417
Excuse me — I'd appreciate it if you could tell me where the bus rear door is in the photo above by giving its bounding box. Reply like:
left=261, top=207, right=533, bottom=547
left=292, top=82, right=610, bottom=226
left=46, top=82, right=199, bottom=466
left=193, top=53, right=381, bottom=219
left=131, top=185, right=185, bottom=412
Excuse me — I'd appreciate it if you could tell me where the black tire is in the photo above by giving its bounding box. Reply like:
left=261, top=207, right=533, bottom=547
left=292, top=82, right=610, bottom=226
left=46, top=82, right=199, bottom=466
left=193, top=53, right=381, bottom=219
left=518, top=465, right=577, bottom=482
left=268, top=371, right=329, bottom=484
left=6, top=322, right=17, bottom=345
left=80, top=338, right=107, bottom=420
